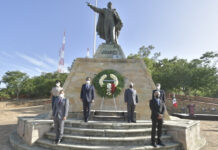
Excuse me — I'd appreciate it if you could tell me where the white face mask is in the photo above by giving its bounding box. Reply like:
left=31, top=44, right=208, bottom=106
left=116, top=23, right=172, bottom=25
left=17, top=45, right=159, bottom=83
left=60, top=93, right=64, bottom=98
left=86, top=80, right=91, bottom=84
left=56, top=83, right=60, bottom=87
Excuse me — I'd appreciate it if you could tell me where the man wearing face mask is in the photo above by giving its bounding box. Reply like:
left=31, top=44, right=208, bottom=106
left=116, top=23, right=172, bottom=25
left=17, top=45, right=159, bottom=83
left=52, top=90, right=69, bottom=144
left=152, top=83, right=165, bottom=102
left=124, top=82, right=138, bottom=123
left=51, top=80, right=63, bottom=110
left=149, top=91, right=166, bottom=147
left=80, top=77, right=95, bottom=122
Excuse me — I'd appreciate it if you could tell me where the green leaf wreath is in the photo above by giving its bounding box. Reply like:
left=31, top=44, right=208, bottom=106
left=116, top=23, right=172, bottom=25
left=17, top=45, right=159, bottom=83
left=92, top=69, right=125, bottom=98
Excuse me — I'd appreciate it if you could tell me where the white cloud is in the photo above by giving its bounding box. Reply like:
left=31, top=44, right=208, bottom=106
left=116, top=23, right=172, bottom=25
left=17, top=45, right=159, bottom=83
left=0, top=51, right=14, bottom=58
left=35, top=67, right=43, bottom=73
left=43, top=54, right=57, bottom=66
left=16, top=52, right=50, bottom=69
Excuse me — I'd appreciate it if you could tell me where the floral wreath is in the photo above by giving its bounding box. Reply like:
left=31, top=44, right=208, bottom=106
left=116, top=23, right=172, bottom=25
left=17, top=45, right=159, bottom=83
left=92, top=69, right=125, bottom=98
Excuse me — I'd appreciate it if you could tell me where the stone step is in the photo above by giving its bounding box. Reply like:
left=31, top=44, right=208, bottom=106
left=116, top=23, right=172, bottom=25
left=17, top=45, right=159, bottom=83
left=92, top=115, right=125, bottom=121
left=37, top=139, right=182, bottom=150
left=9, top=131, right=50, bottom=150
left=63, top=127, right=168, bottom=137
left=65, top=120, right=152, bottom=129
left=93, top=110, right=126, bottom=117
left=45, top=132, right=172, bottom=146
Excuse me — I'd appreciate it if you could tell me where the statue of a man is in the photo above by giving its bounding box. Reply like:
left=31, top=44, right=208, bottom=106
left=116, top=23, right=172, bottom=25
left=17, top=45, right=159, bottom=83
left=87, top=2, right=123, bottom=44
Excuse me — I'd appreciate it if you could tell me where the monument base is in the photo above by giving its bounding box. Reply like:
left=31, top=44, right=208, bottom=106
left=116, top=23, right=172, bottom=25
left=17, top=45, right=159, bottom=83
left=94, top=43, right=126, bottom=59
left=63, top=58, right=170, bottom=120
left=10, top=115, right=206, bottom=150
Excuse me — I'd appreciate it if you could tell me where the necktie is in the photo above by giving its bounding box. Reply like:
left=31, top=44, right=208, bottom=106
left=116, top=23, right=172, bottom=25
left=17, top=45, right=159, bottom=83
left=58, top=98, right=62, bottom=104
left=157, top=99, right=160, bottom=106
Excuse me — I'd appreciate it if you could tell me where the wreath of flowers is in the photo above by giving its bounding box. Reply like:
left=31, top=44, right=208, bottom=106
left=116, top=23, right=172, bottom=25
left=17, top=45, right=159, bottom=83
left=92, top=69, right=125, bottom=98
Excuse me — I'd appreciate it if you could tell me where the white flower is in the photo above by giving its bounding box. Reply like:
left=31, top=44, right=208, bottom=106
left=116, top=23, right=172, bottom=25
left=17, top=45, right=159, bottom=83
left=110, top=74, right=119, bottom=86
left=106, top=83, right=112, bottom=95
left=99, top=74, right=107, bottom=87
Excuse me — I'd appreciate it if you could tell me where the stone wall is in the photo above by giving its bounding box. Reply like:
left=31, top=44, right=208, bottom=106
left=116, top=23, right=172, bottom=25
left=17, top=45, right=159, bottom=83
left=17, top=117, right=53, bottom=145
left=164, top=120, right=206, bottom=150
left=166, top=94, right=218, bottom=114
left=63, top=58, right=170, bottom=120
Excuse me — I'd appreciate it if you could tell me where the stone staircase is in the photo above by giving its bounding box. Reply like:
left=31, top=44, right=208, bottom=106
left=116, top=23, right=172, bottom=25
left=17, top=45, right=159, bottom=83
left=11, top=110, right=183, bottom=150
left=92, top=110, right=126, bottom=121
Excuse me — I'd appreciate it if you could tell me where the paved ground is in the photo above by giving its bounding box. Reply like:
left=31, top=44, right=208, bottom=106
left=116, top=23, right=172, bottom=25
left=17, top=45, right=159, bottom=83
left=0, top=104, right=49, bottom=150
left=0, top=103, right=217, bottom=150
left=200, top=120, right=218, bottom=150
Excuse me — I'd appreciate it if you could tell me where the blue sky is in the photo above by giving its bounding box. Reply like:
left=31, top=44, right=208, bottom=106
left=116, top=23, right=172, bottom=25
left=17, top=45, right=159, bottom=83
left=0, top=0, right=218, bottom=83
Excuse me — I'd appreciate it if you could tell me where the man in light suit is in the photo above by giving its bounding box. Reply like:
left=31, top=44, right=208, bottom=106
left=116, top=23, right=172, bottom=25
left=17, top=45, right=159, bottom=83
left=149, top=91, right=166, bottom=147
left=124, top=82, right=138, bottom=123
left=152, top=83, right=165, bottom=102
left=52, top=90, right=69, bottom=144
left=80, top=77, right=95, bottom=122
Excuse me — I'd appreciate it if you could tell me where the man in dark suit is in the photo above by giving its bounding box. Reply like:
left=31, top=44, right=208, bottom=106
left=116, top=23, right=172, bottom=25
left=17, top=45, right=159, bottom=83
left=152, top=83, right=165, bottom=102
left=52, top=90, right=69, bottom=144
left=80, top=77, right=95, bottom=122
left=124, top=82, right=138, bottom=123
left=149, top=91, right=166, bottom=147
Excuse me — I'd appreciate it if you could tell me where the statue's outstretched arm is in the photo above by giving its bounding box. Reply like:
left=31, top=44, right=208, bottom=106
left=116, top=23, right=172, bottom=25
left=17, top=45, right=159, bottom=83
left=87, top=2, right=103, bottom=14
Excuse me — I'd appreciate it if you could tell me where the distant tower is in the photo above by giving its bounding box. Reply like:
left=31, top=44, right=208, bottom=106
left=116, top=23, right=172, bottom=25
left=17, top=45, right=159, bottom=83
left=86, top=48, right=90, bottom=58
left=58, top=31, right=65, bottom=73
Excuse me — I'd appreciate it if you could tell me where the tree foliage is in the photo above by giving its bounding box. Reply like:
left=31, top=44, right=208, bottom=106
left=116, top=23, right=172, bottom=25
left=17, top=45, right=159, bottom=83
left=0, top=71, right=68, bottom=100
left=128, top=46, right=218, bottom=98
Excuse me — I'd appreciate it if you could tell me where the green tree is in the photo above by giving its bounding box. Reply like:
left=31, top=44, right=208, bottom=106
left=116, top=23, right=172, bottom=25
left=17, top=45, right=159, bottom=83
left=128, top=45, right=160, bottom=74
left=2, top=71, right=28, bottom=100
left=0, top=88, right=10, bottom=100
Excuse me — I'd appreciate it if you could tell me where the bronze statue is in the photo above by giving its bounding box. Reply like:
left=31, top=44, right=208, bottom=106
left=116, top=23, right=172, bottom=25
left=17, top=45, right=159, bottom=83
left=87, top=2, right=123, bottom=44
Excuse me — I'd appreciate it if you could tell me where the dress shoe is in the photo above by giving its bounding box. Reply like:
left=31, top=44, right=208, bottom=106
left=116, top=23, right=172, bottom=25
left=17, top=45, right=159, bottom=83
left=131, top=120, right=136, bottom=123
left=157, top=140, right=165, bottom=146
left=56, top=139, right=63, bottom=145
left=53, top=139, right=58, bottom=144
left=151, top=142, right=157, bottom=147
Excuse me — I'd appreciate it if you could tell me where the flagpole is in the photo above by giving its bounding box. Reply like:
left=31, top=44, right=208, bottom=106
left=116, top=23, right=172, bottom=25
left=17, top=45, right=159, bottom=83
left=93, top=0, right=97, bottom=57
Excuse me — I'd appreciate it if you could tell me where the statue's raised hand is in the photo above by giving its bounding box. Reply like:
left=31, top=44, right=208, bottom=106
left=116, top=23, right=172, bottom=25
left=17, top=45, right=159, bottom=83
left=86, top=2, right=91, bottom=6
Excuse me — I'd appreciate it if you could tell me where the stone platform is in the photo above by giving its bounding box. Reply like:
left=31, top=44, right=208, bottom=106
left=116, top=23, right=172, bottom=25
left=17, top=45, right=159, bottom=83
left=10, top=110, right=206, bottom=150
left=172, top=113, right=218, bottom=120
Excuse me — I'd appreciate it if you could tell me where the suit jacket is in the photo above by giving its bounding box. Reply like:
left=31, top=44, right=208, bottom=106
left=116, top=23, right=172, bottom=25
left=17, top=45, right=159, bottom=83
left=124, top=88, right=138, bottom=105
left=80, top=84, right=95, bottom=103
left=52, top=97, right=69, bottom=119
left=152, top=89, right=165, bottom=102
left=149, top=98, right=165, bottom=120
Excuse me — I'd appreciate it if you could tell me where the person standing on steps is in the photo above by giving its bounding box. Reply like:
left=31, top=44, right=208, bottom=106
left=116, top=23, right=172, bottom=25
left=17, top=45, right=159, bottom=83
left=51, top=80, right=63, bottom=110
left=124, top=82, right=138, bottom=123
left=149, top=91, right=166, bottom=147
left=80, top=77, right=95, bottom=122
left=52, top=90, right=69, bottom=145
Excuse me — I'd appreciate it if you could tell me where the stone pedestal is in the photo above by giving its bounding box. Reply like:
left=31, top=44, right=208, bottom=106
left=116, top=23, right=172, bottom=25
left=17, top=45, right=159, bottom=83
left=63, top=58, right=170, bottom=120
left=94, top=43, right=126, bottom=59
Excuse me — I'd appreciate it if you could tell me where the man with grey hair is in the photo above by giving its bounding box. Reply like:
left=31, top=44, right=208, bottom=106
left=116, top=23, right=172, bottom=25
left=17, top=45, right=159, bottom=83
left=150, top=90, right=166, bottom=147
left=124, top=82, right=138, bottom=123
left=152, top=83, right=165, bottom=102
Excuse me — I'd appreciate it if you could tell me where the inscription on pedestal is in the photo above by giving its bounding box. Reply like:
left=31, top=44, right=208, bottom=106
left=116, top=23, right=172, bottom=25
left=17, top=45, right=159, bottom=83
left=94, top=43, right=125, bottom=59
